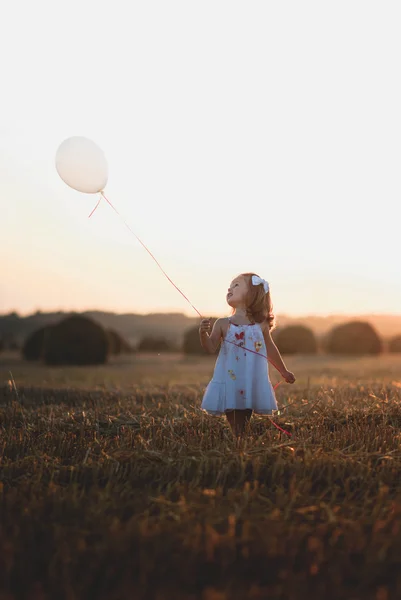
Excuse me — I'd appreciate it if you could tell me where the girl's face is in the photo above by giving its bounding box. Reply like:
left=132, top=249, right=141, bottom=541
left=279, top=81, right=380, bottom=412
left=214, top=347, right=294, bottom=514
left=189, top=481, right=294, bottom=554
left=226, top=276, right=248, bottom=308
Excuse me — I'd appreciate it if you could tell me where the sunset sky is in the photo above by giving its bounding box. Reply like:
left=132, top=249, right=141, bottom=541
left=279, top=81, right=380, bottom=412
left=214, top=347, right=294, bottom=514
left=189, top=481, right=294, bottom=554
left=1, top=1, right=401, bottom=319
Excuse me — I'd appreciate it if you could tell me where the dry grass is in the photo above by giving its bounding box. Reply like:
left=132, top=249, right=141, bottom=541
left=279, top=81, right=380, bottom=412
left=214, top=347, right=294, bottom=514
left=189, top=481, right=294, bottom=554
left=1, top=352, right=401, bottom=599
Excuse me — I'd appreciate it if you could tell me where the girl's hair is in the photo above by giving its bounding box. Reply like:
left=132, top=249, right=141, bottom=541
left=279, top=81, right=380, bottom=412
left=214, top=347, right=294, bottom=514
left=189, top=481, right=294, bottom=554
left=239, top=272, right=276, bottom=330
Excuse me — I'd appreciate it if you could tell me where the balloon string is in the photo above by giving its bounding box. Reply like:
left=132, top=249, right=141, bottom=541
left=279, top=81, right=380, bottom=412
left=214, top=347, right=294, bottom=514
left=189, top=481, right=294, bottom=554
left=268, top=420, right=292, bottom=436
left=89, top=192, right=290, bottom=436
left=223, top=338, right=284, bottom=389
left=96, top=192, right=203, bottom=318
left=88, top=196, right=101, bottom=218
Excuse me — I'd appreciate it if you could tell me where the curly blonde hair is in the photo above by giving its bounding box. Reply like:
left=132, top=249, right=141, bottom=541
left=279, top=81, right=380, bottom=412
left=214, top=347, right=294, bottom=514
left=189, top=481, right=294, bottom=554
left=239, top=272, right=276, bottom=330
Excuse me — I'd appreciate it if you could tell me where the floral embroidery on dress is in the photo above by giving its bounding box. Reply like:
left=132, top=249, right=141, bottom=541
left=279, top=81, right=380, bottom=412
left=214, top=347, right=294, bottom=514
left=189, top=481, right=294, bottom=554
left=235, top=331, right=244, bottom=347
left=228, top=369, right=236, bottom=380
left=254, top=341, right=262, bottom=352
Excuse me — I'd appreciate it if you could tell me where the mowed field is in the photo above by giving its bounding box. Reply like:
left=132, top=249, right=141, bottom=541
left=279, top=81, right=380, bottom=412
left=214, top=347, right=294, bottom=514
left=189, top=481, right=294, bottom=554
left=1, top=351, right=401, bottom=600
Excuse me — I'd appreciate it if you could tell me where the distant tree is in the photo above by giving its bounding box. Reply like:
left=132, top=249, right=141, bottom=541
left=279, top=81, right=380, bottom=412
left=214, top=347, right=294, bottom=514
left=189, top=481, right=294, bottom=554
left=389, top=335, right=401, bottom=353
left=137, top=336, right=175, bottom=352
left=326, top=321, right=382, bottom=355
left=183, top=319, right=218, bottom=355
left=107, top=329, right=132, bottom=355
left=22, top=326, right=52, bottom=361
left=44, top=316, right=109, bottom=366
left=274, top=325, right=318, bottom=355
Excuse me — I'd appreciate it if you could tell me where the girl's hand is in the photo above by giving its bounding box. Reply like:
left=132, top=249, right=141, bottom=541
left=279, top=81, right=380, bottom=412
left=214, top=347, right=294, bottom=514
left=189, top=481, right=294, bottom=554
left=282, top=370, right=296, bottom=384
left=199, top=319, right=211, bottom=335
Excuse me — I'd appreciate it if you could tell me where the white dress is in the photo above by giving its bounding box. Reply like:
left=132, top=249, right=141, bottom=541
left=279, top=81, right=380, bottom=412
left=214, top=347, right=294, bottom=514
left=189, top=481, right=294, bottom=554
left=201, top=319, right=278, bottom=415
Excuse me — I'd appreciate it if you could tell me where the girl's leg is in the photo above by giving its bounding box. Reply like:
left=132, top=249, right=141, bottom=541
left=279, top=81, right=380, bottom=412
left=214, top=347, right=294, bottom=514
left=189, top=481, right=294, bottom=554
left=225, top=409, right=253, bottom=437
left=243, top=409, right=253, bottom=435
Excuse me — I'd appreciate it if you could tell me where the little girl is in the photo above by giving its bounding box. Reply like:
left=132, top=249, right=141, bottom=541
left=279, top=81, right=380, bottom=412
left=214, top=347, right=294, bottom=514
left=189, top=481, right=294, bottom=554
left=199, top=272, right=296, bottom=437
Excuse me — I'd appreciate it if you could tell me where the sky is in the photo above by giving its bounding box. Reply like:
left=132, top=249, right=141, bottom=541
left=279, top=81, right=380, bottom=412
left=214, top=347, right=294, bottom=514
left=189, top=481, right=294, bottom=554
left=1, top=1, right=401, bottom=319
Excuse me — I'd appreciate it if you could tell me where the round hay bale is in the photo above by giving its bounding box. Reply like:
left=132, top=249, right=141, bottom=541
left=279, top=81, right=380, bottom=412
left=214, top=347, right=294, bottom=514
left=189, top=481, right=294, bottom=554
left=44, top=316, right=109, bottom=366
left=326, top=321, right=382, bottom=355
left=22, top=326, right=52, bottom=361
left=389, top=335, right=401, bottom=353
left=183, top=319, right=218, bottom=355
left=274, top=325, right=317, bottom=355
left=107, top=329, right=132, bottom=355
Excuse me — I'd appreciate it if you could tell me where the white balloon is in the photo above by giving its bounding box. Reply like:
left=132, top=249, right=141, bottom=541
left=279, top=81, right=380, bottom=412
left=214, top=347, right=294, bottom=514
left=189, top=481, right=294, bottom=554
left=55, top=136, right=108, bottom=194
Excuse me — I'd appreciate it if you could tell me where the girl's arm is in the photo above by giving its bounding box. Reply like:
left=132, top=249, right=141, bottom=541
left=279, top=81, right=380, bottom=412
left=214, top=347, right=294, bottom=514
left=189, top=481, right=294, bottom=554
left=199, top=318, right=225, bottom=354
left=262, top=324, right=296, bottom=383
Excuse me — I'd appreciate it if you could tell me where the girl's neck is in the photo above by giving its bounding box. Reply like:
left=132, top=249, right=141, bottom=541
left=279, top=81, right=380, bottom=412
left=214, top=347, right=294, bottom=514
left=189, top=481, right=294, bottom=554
left=234, top=308, right=247, bottom=318
left=231, top=307, right=253, bottom=324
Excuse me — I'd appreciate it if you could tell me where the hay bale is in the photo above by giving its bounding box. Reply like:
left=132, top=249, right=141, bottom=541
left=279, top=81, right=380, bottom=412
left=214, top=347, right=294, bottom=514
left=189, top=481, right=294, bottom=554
left=22, top=326, right=52, bottom=361
left=44, top=316, right=109, bottom=366
left=274, top=325, right=317, bottom=355
left=389, top=335, right=401, bottom=353
left=326, top=321, right=382, bottom=355
left=107, top=329, right=132, bottom=355
left=183, top=319, right=218, bottom=355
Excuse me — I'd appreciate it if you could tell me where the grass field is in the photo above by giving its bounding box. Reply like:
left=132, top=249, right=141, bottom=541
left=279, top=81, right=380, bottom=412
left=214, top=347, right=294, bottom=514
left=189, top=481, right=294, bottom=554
left=1, top=351, right=401, bottom=599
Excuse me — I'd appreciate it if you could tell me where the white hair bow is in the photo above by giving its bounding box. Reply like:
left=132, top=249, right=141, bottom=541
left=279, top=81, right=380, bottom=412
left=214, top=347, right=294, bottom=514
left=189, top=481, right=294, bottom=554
left=252, top=275, right=269, bottom=293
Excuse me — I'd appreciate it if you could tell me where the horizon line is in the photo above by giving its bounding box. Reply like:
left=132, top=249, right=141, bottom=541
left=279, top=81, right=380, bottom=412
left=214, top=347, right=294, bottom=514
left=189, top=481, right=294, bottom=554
left=2, top=308, right=401, bottom=320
